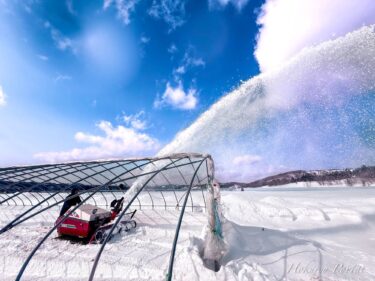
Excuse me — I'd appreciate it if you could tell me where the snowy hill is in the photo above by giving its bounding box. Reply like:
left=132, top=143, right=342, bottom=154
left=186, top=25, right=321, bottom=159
left=221, top=165, right=375, bottom=188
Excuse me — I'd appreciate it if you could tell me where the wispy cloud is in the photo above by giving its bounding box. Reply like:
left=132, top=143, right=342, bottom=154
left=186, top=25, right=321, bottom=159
left=34, top=119, right=160, bottom=163
left=154, top=81, right=198, bottom=110
left=37, top=54, right=48, bottom=61
left=103, top=0, right=139, bottom=25
left=0, top=85, right=6, bottom=106
left=175, top=66, right=185, bottom=75
left=168, top=44, right=178, bottom=54
left=24, top=4, right=32, bottom=14
left=140, top=36, right=150, bottom=44
left=66, top=0, right=77, bottom=15
left=121, top=110, right=148, bottom=130
left=173, top=47, right=205, bottom=78
left=103, top=0, right=187, bottom=31
left=148, top=0, right=187, bottom=32
left=54, top=74, right=72, bottom=82
left=44, top=21, right=76, bottom=53
left=156, top=46, right=204, bottom=110
left=103, top=0, right=112, bottom=9
left=208, top=0, right=249, bottom=11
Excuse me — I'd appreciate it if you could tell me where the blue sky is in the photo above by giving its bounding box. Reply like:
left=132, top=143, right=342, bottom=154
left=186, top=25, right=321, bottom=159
left=0, top=0, right=264, bottom=166
left=0, top=0, right=374, bottom=181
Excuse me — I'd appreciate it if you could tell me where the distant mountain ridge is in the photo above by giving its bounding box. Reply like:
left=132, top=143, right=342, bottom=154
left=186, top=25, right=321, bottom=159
left=221, top=165, right=375, bottom=188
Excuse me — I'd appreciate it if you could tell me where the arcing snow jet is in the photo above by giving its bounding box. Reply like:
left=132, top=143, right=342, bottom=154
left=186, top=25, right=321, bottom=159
left=158, top=25, right=375, bottom=181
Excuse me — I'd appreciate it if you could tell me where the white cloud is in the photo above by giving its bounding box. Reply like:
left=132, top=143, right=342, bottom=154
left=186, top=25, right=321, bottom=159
left=182, top=47, right=205, bottom=66
left=140, top=36, right=150, bottom=44
left=103, top=0, right=112, bottom=9
left=24, top=4, right=32, bottom=14
left=103, top=0, right=139, bottom=25
left=54, top=74, right=72, bottom=82
left=154, top=81, right=198, bottom=110
left=161, top=47, right=203, bottom=110
left=121, top=111, right=147, bottom=130
left=187, top=57, right=205, bottom=68
left=175, top=66, right=185, bottom=74
left=104, top=0, right=115, bottom=10
left=0, top=86, right=6, bottom=106
left=208, top=0, right=249, bottom=11
left=66, top=0, right=76, bottom=15
left=148, top=0, right=187, bottom=31
left=34, top=120, right=160, bottom=163
left=44, top=21, right=76, bottom=53
left=168, top=44, right=178, bottom=54
left=255, top=0, right=375, bottom=72
left=56, top=36, right=74, bottom=51
left=173, top=47, right=205, bottom=77
left=37, top=54, right=48, bottom=61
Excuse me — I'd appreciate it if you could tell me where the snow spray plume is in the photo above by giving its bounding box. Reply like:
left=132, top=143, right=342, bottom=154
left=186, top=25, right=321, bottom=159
left=255, top=0, right=375, bottom=72
left=158, top=25, right=375, bottom=182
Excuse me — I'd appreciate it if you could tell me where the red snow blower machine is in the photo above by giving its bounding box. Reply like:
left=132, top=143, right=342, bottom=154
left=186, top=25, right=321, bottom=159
left=55, top=197, right=136, bottom=244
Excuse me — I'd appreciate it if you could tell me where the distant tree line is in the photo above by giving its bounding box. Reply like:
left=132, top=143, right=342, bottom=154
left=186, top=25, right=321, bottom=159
left=220, top=165, right=375, bottom=188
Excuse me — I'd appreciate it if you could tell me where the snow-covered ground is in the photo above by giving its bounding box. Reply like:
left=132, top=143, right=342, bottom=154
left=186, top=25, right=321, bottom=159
left=1, top=186, right=374, bottom=280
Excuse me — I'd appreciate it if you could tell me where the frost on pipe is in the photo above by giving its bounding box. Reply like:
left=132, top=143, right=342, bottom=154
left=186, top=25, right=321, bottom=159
left=0, top=153, right=225, bottom=280
left=202, top=179, right=227, bottom=271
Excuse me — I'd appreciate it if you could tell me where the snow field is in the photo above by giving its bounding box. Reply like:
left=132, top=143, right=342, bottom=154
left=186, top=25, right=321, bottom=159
left=220, top=187, right=375, bottom=281
left=0, top=187, right=375, bottom=280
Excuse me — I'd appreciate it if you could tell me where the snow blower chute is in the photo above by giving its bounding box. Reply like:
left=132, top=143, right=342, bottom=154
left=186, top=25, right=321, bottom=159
left=55, top=197, right=136, bottom=244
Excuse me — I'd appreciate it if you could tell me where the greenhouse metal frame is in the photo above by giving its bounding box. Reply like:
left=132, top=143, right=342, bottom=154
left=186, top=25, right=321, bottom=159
left=0, top=153, right=221, bottom=281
